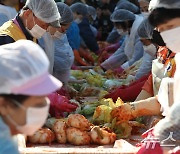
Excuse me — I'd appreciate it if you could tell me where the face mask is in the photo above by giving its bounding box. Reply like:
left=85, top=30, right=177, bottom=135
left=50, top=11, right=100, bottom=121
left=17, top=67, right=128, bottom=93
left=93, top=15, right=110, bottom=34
left=53, top=31, right=63, bottom=39
left=143, top=44, right=157, bottom=57
left=160, top=26, right=180, bottom=53
left=74, top=18, right=82, bottom=24
left=117, top=29, right=123, bottom=35
left=7, top=98, right=50, bottom=136
left=26, top=17, right=46, bottom=39
left=117, top=29, right=128, bottom=36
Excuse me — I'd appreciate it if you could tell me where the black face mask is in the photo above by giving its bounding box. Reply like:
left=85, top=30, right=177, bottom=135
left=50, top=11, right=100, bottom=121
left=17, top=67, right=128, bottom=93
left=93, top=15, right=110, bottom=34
left=151, top=30, right=166, bottom=46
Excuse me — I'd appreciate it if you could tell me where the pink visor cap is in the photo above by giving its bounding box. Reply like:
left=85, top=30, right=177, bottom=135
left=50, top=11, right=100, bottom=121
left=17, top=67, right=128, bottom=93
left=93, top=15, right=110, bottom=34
left=0, top=40, right=62, bottom=96
left=11, top=72, right=62, bottom=96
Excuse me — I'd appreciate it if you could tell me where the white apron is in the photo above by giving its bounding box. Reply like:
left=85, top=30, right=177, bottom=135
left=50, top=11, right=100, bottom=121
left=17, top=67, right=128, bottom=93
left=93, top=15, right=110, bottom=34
left=158, top=78, right=174, bottom=116
left=152, top=59, right=166, bottom=95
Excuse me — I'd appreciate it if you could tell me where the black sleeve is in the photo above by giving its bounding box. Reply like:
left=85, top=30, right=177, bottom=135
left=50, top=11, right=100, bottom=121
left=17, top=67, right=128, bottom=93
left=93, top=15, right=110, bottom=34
left=78, top=21, right=99, bottom=53
left=0, top=35, right=15, bottom=45
left=106, top=29, right=120, bottom=43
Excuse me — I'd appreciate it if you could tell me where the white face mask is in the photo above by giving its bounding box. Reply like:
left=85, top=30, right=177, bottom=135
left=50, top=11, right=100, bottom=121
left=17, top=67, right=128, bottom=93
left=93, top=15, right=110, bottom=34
left=117, top=29, right=128, bottom=36
left=74, top=18, right=82, bottom=24
left=7, top=98, right=50, bottom=136
left=117, top=29, right=123, bottom=35
left=160, top=26, right=180, bottom=53
left=26, top=17, right=46, bottom=39
left=53, top=31, right=63, bottom=39
left=143, top=44, right=157, bottom=57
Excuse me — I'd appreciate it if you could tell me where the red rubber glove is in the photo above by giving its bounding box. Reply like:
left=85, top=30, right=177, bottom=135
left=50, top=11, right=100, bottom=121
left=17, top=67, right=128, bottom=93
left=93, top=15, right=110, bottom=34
left=73, top=50, right=89, bottom=66
left=56, top=88, right=70, bottom=99
left=48, top=93, right=78, bottom=118
left=79, top=47, right=95, bottom=65
left=104, top=73, right=150, bottom=102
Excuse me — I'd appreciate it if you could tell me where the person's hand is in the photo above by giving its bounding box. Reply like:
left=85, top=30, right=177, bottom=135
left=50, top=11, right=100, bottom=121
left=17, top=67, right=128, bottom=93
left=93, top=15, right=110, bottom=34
left=113, top=67, right=124, bottom=74
left=48, top=93, right=78, bottom=114
left=73, top=50, right=89, bottom=66
left=78, top=48, right=94, bottom=65
left=111, top=103, right=137, bottom=123
left=55, top=95, right=78, bottom=112
left=104, top=42, right=120, bottom=53
left=98, top=51, right=109, bottom=64
left=99, top=64, right=107, bottom=72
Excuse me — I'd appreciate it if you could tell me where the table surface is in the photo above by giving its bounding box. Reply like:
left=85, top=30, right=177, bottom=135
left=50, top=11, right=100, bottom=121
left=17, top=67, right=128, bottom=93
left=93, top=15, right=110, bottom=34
left=20, top=137, right=141, bottom=154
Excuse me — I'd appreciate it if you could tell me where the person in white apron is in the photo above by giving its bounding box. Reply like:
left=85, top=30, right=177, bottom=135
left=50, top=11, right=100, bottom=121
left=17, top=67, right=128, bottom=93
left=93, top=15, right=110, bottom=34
left=112, top=0, right=180, bottom=146
left=148, top=0, right=180, bottom=145
left=135, top=18, right=156, bottom=81
left=106, top=1, right=141, bottom=44
left=111, top=45, right=176, bottom=120
left=136, top=29, right=175, bottom=99
left=101, top=9, right=144, bottom=71
left=111, top=15, right=176, bottom=122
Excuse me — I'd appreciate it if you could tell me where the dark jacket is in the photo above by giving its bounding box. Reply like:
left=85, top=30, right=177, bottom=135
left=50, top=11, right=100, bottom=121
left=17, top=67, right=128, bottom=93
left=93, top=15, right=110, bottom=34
left=78, top=18, right=99, bottom=53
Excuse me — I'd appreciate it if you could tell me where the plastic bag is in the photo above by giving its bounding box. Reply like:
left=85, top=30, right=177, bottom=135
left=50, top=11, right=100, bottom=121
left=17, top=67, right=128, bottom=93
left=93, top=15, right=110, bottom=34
left=104, top=79, right=123, bottom=89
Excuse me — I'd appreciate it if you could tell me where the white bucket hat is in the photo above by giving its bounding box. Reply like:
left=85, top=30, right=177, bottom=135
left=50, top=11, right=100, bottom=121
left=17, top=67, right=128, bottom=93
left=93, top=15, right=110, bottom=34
left=0, top=40, right=62, bottom=95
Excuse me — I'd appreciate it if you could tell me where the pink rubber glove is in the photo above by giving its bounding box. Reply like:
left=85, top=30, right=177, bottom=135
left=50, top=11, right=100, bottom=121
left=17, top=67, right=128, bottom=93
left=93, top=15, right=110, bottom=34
left=105, top=42, right=120, bottom=53
left=98, top=42, right=120, bottom=57
left=114, top=66, right=124, bottom=74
